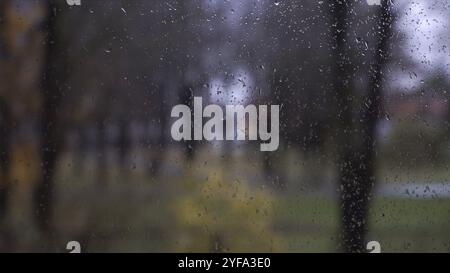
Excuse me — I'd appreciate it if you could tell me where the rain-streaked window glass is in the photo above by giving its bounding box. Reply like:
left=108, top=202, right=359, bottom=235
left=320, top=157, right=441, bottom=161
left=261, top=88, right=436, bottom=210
left=0, top=0, right=449, bottom=253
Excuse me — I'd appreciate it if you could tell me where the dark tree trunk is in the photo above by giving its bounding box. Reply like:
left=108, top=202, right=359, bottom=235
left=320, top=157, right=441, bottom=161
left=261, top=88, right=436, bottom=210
left=147, top=84, right=167, bottom=177
left=72, top=125, right=88, bottom=176
left=0, top=0, right=15, bottom=251
left=0, top=0, right=9, bottom=60
left=0, top=0, right=9, bottom=59
left=0, top=99, right=12, bottom=221
left=262, top=148, right=286, bottom=190
left=148, top=122, right=166, bottom=177
left=328, top=0, right=357, bottom=251
left=0, top=121, right=12, bottom=251
left=179, top=85, right=196, bottom=160
left=263, top=80, right=286, bottom=190
left=33, top=0, right=66, bottom=235
left=331, top=0, right=393, bottom=252
left=96, top=118, right=108, bottom=187
left=0, top=0, right=12, bottom=221
left=117, top=119, right=130, bottom=171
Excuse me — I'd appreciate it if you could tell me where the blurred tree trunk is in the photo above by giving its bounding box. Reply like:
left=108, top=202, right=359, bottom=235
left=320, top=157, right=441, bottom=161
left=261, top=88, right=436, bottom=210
left=72, top=124, right=88, bottom=177
left=328, top=0, right=357, bottom=251
left=0, top=100, right=13, bottom=251
left=0, top=99, right=12, bottom=222
left=263, top=112, right=286, bottom=190
left=179, top=85, right=196, bottom=161
left=0, top=0, right=9, bottom=57
left=0, top=0, right=12, bottom=222
left=263, top=79, right=287, bottom=190
left=330, top=0, right=393, bottom=252
left=147, top=83, right=167, bottom=177
left=96, top=118, right=107, bottom=188
left=33, top=0, right=66, bottom=235
left=117, top=119, right=130, bottom=172
left=352, top=0, right=392, bottom=248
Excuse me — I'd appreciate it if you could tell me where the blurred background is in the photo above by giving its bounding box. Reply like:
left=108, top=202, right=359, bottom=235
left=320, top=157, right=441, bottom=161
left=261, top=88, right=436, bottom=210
left=0, top=0, right=450, bottom=252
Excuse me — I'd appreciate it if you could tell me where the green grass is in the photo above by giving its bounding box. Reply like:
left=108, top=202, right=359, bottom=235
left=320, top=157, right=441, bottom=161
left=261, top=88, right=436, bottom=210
left=369, top=198, right=450, bottom=252
left=5, top=149, right=449, bottom=252
left=274, top=196, right=450, bottom=252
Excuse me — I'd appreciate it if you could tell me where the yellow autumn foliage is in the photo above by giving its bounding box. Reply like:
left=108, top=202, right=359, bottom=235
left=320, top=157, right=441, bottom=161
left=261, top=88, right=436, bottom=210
left=173, top=170, right=282, bottom=252
left=10, top=142, right=40, bottom=187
